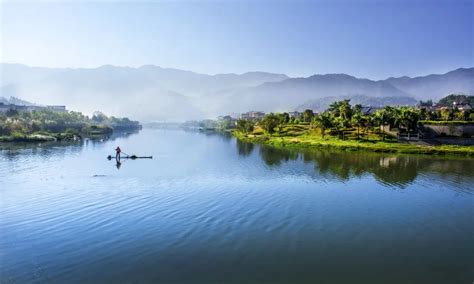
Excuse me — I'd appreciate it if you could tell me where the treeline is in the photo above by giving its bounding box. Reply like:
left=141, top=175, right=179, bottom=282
left=236, top=99, right=474, bottom=139
left=0, top=109, right=140, bottom=137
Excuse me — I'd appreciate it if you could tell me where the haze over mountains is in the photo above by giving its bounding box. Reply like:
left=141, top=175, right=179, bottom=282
left=1, top=63, right=472, bottom=121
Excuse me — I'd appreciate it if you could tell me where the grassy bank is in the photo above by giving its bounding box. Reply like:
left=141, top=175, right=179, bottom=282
left=233, top=127, right=474, bottom=157
left=0, top=125, right=115, bottom=142
left=0, top=109, right=141, bottom=143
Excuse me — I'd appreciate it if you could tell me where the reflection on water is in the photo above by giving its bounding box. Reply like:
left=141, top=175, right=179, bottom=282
left=236, top=139, right=254, bottom=157
left=235, top=139, right=474, bottom=190
left=0, top=130, right=139, bottom=160
left=1, top=129, right=473, bottom=283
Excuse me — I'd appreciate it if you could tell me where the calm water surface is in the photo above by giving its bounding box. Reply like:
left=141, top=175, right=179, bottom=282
left=1, top=129, right=473, bottom=283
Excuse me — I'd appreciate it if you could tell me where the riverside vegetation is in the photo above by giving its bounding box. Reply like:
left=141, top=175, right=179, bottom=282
left=233, top=96, right=474, bottom=156
left=0, top=109, right=141, bottom=142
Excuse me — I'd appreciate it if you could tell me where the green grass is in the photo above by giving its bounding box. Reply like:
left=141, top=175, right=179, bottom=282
left=233, top=126, right=474, bottom=157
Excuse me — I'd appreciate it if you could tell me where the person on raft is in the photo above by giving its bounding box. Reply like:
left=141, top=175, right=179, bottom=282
left=115, top=146, right=121, bottom=160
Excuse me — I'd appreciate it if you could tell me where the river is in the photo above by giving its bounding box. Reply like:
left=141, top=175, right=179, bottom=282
left=1, top=129, right=473, bottom=283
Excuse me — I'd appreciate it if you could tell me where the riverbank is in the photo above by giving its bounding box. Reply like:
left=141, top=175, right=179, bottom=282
left=0, top=108, right=142, bottom=143
left=233, top=131, right=474, bottom=157
left=0, top=125, right=142, bottom=143
left=0, top=126, right=112, bottom=142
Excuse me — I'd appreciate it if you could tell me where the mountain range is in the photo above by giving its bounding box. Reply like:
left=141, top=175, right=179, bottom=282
left=1, top=63, right=472, bottom=121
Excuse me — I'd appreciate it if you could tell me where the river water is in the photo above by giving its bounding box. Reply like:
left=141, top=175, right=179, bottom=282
left=1, top=129, right=473, bottom=283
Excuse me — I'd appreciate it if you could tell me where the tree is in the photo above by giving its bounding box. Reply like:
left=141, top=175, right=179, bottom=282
left=373, top=106, right=395, bottom=141
left=5, top=108, right=19, bottom=117
left=275, top=113, right=289, bottom=133
left=92, top=111, right=107, bottom=123
left=351, top=112, right=365, bottom=140
left=361, top=115, right=373, bottom=139
left=260, top=113, right=280, bottom=135
left=396, top=107, right=420, bottom=131
left=313, top=112, right=333, bottom=138
left=279, top=112, right=290, bottom=124
left=328, top=100, right=345, bottom=116
left=353, top=104, right=363, bottom=115
left=418, top=99, right=433, bottom=107
left=454, top=109, right=468, bottom=121
left=302, top=109, right=314, bottom=123
left=437, top=94, right=474, bottom=107
left=332, top=117, right=345, bottom=139
left=440, top=108, right=452, bottom=121
left=236, top=119, right=254, bottom=134
left=338, top=100, right=352, bottom=122
left=216, top=118, right=232, bottom=131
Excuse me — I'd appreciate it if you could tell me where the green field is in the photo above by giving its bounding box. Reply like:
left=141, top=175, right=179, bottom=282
left=233, top=124, right=474, bottom=157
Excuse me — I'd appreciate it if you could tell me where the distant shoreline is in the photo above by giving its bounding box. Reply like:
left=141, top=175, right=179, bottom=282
left=0, top=125, right=142, bottom=143
left=233, top=131, right=474, bottom=157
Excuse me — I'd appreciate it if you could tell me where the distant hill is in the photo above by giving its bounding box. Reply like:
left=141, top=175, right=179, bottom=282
left=0, top=64, right=287, bottom=121
left=385, top=68, right=474, bottom=100
left=0, top=96, right=37, bottom=106
left=1, top=63, right=472, bottom=120
left=213, top=74, right=413, bottom=113
left=436, top=94, right=474, bottom=107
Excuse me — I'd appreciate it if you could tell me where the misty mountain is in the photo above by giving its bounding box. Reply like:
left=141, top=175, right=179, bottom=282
left=385, top=68, right=474, bottom=100
left=137, top=65, right=289, bottom=97
left=0, top=64, right=287, bottom=121
left=1, top=63, right=472, bottom=121
left=212, top=74, right=412, bottom=113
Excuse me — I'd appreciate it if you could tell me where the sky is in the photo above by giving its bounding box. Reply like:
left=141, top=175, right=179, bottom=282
left=0, top=0, right=472, bottom=79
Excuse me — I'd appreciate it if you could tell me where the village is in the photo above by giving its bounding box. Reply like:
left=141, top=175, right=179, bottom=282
left=0, top=101, right=67, bottom=113
left=198, top=94, right=474, bottom=147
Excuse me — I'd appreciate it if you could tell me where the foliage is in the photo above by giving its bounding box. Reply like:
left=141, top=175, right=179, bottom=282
left=232, top=95, right=474, bottom=156
left=418, top=99, right=433, bottom=107
left=312, top=112, right=332, bottom=137
left=235, top=131, right=474, bottom=157
left=437, top=94, right=474, bottom=107
left=302, top=109, right=314, bottom=123
left=236, top=119, right=255, bottom=133
left=260, top=113, right=281, bottom=134
left=233, top=97, right=473, bottom=147
left=0, top=109, right=139, bottom=137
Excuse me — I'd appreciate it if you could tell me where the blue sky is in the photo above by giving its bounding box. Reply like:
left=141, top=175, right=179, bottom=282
left=1, top=0, right=472, bottom=79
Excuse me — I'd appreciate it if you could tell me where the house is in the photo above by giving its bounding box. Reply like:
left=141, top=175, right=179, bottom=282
left=457, top=103, right=472, bottom=111
left=240, top=111, right=265, bottom=120
left=288, top=111, right=302, bottom=119
left=0, top=103, right=43, bottom=112
left=417, top=105, right=437, bottom=111
left=0, top=102, right=67, bottom=113
left=47, top=105, right=67, bottom=112
left=360, top=106, right=382, bottom=115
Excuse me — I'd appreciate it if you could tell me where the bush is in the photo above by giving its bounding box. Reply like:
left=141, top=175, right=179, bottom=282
left=260, top=114, right=280, bottom=134
left=236, top=119, right=254, bottom=133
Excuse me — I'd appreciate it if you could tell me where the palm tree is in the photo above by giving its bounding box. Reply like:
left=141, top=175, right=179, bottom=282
left=328, top=99, right=351, bottom=118
left=397, top=107, right=420, bottom=132
left=374, top=107, right=395, bottom=141
left=351, top=113, right=364, bottom=140
left=302, top=109, right=314, bottom=123
left=314, top=113, right=333, bottom=138
left=332, top=116, right=345, bottom=139
left=338, top=100, right=352, bottom=123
